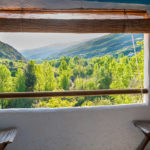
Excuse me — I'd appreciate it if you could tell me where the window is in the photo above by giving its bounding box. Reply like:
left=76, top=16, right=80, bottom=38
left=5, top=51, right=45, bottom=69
left=0, top=9, right=148, bottom=108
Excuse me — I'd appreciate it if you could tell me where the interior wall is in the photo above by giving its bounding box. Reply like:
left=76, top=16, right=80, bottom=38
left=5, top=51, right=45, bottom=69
left=0, top=5, right=149, bottom=150
left=0, top=104, right=150, bottom=150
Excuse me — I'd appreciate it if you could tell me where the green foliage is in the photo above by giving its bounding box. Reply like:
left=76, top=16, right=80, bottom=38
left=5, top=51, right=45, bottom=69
left=43, top=62, right=55, bottom=91
left=0, top=65, right=13, bottom=108
left=59, top=72, right=70, bottom=90
left=25, top=60, right=36, bottom=91
left=0, top=41, right=144, bottom=108
left=36, top=97, right=77, bottom=108
left=15, top=68, right=26, bottom=92
left=59, top=60, right=68, bottom=73
left=81, top=97, right=112, bottom=106
left=0, top=65, right=12, bottom=92
left=35, top=65, right=45, bottom=91
left=6, top=99, right=34, bottom=108
left=0, top=41, right=26, bottom=61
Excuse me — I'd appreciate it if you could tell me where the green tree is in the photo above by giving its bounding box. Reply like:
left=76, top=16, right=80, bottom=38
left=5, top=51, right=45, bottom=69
left=35, top=65, right=45, bottom=91
left=43, top=62, right=55, bottom=91
left=15, top=68, right=26, bottom=92
left=25, top=60, right=36, bottom=91
left=0, top=65, right=12, bottom=108
left=6, top=68, right=33, bottom=109
left=59, top=60, right=68, bottom=73
left=59, top=71, right=70, bottom=90
left=0, top=65, right=12, bottom=92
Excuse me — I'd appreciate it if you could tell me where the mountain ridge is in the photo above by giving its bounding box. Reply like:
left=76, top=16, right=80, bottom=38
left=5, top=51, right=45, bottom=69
left=48, top=33, right=143, bottom=59
left=0, top=41, right=26, bottom=61
left=20, top=33, right=144, bottom=60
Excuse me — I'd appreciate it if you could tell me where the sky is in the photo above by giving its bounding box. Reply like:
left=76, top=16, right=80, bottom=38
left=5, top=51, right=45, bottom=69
left=0, top=33, right=106, bottom=51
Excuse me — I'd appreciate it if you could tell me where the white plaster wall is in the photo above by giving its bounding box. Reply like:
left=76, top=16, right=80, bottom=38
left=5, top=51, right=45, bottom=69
left=0, top=104, right=150, bottom=150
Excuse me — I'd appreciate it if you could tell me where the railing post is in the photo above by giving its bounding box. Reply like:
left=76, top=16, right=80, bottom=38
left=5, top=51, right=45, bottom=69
left=144, top=34, right=150, bottom=104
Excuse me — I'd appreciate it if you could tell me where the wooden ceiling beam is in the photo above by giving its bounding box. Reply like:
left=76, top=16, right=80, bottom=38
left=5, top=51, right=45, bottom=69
left=0, top=18, right=150, bottom=33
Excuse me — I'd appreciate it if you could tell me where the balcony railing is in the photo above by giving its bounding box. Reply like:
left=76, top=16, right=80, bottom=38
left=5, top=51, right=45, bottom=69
left=0, top=88, right=148, bottom=99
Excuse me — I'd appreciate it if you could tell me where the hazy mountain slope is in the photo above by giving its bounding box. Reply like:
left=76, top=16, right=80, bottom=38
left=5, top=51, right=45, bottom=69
left=0, top=41, right=26, bottom=61
left=50, top=33, right=143, bottom=59
left=21, top=33, right=144, bottom=60
left=21, top=45, right=69, bottom=60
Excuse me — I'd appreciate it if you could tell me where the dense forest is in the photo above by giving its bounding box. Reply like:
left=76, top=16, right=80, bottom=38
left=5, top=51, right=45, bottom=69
left=0, top=41, right=144, bottom=109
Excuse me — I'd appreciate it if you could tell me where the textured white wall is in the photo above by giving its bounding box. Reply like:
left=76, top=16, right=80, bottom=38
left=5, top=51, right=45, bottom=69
left=0, top=104, right=150, bottom=150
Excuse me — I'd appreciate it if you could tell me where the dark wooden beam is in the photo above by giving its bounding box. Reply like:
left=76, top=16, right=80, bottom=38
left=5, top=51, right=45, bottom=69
left=0, top=18, right=150, bottom=33
left=0, top=89, right=148, bottom=99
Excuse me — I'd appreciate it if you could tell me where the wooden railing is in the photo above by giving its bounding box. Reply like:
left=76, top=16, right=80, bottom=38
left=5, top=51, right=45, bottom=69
left=0, top=89, right=148, bottom=99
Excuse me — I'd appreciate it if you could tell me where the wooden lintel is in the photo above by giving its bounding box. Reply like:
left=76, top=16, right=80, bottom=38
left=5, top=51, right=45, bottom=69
left=0, top=89, right=148, bottom=99
left=0, top=8, right=147, bottom=16
left=0, top=18, right=150, bottom=33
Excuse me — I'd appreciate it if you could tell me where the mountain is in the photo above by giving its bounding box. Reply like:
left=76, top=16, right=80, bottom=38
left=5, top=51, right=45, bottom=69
left=21, top=45, right=68, bottom=60
left=0, top=41, right=26, bottom=61
left=21, top=33, right=144, bottom=60
left=48, top=33, right=144, bottom=59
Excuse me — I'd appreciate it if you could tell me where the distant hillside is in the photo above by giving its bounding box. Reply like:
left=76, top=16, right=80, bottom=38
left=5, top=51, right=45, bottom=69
left=21, top=33, right=144, bottom=60
left=21, top=45, right=68, bottom=60
left=48, top=33, right=143, bottom=59
left=0, top=41, right=26, bottom=61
